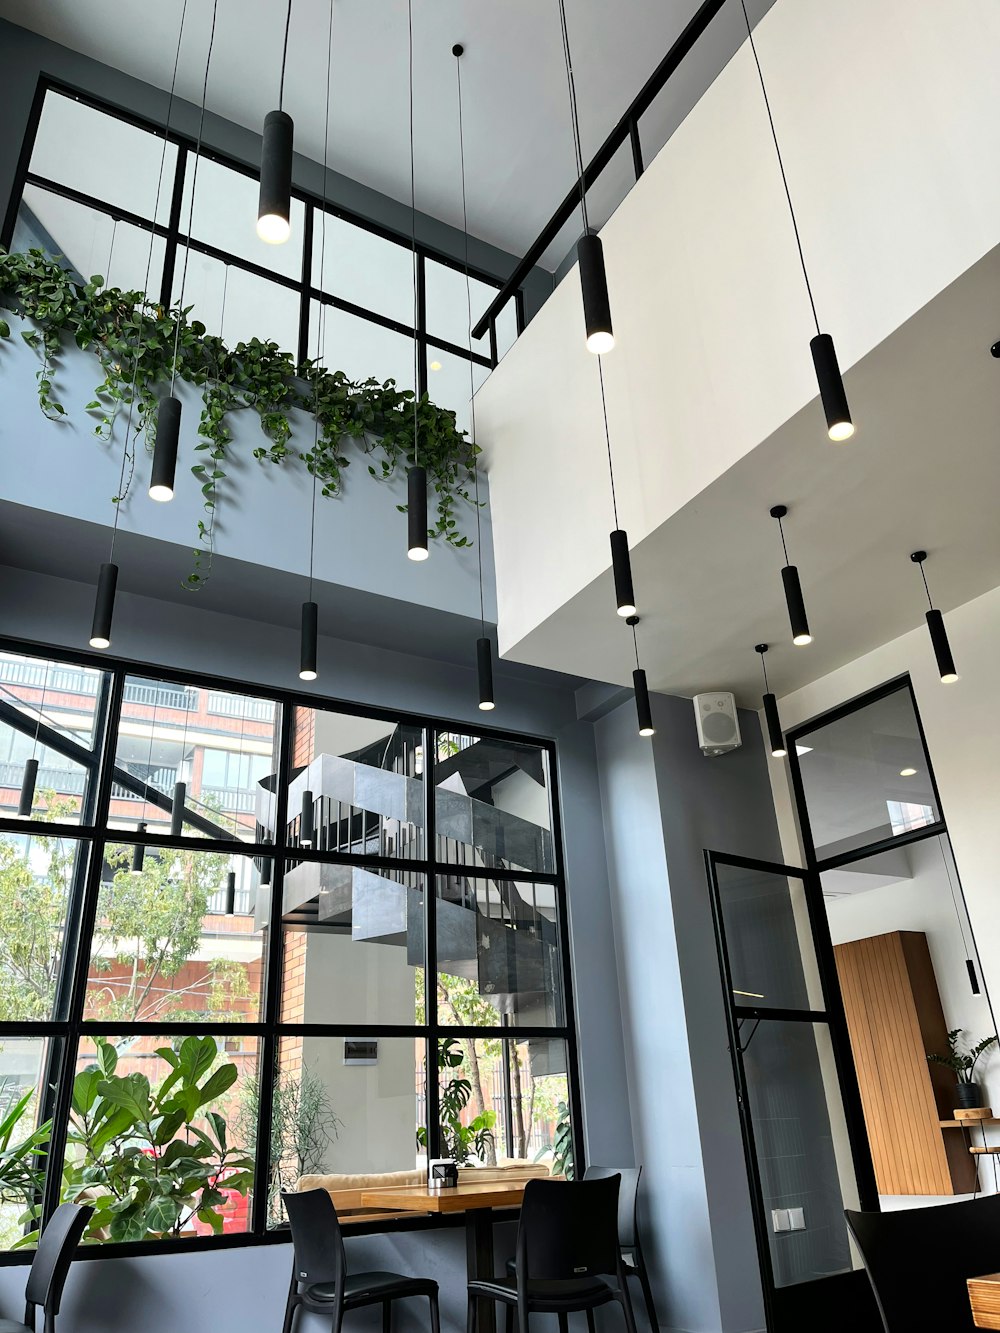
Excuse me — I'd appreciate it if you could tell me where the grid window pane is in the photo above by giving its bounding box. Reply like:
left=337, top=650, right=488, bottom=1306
left=310, top=301, right=415, bottom=391
left=83, top=848, right=264, bottom=1023
left=0, top=1036, right=60, bottom=1249
left=269, top=1036, right=425, bottom=1225
left=279, top=869, right=424, bottom=1027
left=437, top=876, right=564, bottom=1029
left=112, top=675, right=278, bottom=842
left=427, top=348, right=489, bottom=438
left=172, top=249, right=301, bottom=354
left=424, top=258, right=496, bottom=353
left=312, top=212, right=415, bottom=327
left=65, top=1034, right=258, bottom=1243
left=29, top=92, right=177, bottom=227
left=15, top=187, right=167, bottom=299
left=182, top=155, right=304, bottom=280
left=435, top=732, right=554, bottom=874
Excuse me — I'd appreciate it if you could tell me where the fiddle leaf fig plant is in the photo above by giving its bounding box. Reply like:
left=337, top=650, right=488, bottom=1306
left=0, top=247, right=481, bottom=589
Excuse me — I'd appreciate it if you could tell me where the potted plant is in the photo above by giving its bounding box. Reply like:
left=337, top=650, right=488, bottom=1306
left=928, top=1029, right=999, bottom=1110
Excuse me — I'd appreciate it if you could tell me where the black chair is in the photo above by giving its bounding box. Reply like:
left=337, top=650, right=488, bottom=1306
left=505, top=1168, right=659, bottom=1332
left=471, top=1175, right=639, bottom=1333
left=281, top=1189, right=440, bottom=1333
left=846, top=1193, right=1000, bottom=1331
left=0, top=1202, right=92, bottom=1333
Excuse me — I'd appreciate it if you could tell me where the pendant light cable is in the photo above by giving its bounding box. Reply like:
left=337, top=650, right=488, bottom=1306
left=278, top=0, right=293, bottom=112
left=170, top=0, right=219, bottom=393
left=557, top=0, right=589, bottom=232
left=774, top=508, right=790, bottom=564
left=408, top=0, right=419, bottom=467
left=916, top=557, right=935, bottom=610
left=597, top=356, right=620, bottom=529
left=29, top=662, right=49, bottom=764
left=759, top=649, right=770, bottom=694
left=455, top=47, right=486, bottom=636
left=739, top=0, right=819, bottom=336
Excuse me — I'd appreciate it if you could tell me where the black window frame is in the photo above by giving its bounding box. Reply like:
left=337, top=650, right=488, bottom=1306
left=0, top=632, right=583, bottom=1264
left=2, top=76, right=523, bottom=392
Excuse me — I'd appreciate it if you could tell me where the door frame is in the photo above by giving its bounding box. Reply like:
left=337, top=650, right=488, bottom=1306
left=705, top=850, right=880, bottom=1330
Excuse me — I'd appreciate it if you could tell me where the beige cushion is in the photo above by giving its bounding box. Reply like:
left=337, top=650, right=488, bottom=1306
left=298, top=1169, right=425, bottom=1193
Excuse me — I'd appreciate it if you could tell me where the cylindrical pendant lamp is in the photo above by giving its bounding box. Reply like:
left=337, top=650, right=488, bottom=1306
left=578, top=233, right=614, bottom=354
left=224, top=870, right=236, bottom=915
left=771, top=506, right=812, bottom=646
left=477, top=637, right=495, bottom=712
left=407, top=466, right=428, bottom=561
left=610, top=529, right=636, bottom=618
left=90, top=562, right=119, bottom=650
left=170, top=781, right=186, bottom=836
left=633, top=668, right=654, bottom=737
left=911, top=551, right=959, bottom=684
left=258, top=109, right=294, bottom=244
left=810, top=333, right=854, bottom=442
left=301, top=789, right=314, bottom=846
left=299, top=601, right=318, bottom=681
left=149, top=395, right=181, bottom=502
left=17, top=758, right=38, bottom=817
left=132, top=822, right=147, bottom=874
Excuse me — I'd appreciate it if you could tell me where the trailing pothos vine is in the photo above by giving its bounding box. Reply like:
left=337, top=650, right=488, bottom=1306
left=0, top=247, right=480, bottom=589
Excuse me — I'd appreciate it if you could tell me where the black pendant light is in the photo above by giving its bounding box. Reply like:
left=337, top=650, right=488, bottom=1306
left=557, top=0, right=614, bottom=354
left=597, top=359, right=636, bottom=619
left=770, top=505, right=812, bottom=647
left=301, top=789, right=314, bottom=846
left=260, top=835, right=273, bottom=888
left=88, top=6, right=189, bottom=647
left=755, top=644, right=787, bottom=758
left=405, top=0, right=428, bottom=562
left=152, top=0, right=218, bottom=505
left=224, top=870, right=237, bottom=915
left=257, top=0, right=294, bottom=243
left=298, top=0, right=335, bottom=683
left=911, top=551, right=959, bottom=683
left=132, top=823, right=147, bottom=874
left=631, top=625, right=654, bottom=738
left=453, top=44, right=497, bottom=713
left=740, top=1, right=853, bottom=443
left=170, top=781, right=186, bottom=836
left=17, top=759, right=38, bottom=818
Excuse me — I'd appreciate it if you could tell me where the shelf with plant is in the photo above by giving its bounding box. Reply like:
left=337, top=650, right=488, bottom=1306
left=0, top=247, right=481, bottom=588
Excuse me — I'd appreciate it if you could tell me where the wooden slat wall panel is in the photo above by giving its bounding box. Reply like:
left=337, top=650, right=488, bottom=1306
left=834, top=931, right=958, bottom=1195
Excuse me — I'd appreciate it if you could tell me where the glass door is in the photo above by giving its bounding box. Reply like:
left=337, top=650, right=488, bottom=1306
left=706, top=852, right=881, bottom=1332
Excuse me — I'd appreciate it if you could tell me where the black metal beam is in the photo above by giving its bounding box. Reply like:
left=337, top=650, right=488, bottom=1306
left=471, top=0, right=726, bottom=341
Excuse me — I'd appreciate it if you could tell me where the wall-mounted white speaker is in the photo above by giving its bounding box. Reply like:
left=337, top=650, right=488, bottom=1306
left=693, top=692, right=742, bottom=757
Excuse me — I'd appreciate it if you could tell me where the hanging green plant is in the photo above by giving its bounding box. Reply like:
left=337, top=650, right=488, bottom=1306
left=0, top=247, right=481, bottom=589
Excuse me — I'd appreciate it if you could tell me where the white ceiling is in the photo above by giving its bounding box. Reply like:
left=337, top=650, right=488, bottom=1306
left=0, top=0, right=747, bottom=268
left=504, top=243, right=1000, bottom=703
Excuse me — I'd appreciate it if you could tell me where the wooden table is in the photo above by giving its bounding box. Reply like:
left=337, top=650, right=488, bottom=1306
left=969, top=1272, right=1000, bottom=1328
left=361, top=1181, right=529, bottom=1333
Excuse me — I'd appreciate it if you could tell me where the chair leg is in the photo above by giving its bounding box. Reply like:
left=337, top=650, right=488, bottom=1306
left=281, top=1277, right=299, bottom=1333
left=634, top=1253, right=659, bottom=1333
left=429, top=1291, right=441, bottom=1333
left=558, top=1316, right=569, bottom=1333
left=383, top=1301, right=392, bottom=1333
left=468, top=1290, right=479, bottom=1333
left=618, top=1277, right=640, bottom=1333
left=505, top=1305, right=514, bottom=1333
left=586, top=1309, right=597, bottom=1333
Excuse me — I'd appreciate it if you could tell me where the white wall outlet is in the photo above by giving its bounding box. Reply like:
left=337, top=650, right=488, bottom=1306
left=788, top=1207, right=806, bottom=1231
left=772, top=1208, right=789, bottom=1233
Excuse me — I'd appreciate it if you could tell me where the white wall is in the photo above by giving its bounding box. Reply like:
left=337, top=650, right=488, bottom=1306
left=768, top=584, right=1000, bottom=1047
left=476, top=0, right=1000, bottom=658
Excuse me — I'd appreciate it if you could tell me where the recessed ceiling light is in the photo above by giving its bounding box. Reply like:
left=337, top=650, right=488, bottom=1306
left=430, top=360, right=442, bottom=371
left=899, top=766, right=918, bottom=777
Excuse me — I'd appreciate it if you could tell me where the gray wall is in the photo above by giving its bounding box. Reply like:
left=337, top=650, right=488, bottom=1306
left=596, top=691, right=783, bottom=1333
left=0, top=18, right=552, bottom=322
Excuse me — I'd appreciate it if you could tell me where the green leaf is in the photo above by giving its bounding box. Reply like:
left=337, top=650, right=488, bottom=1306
left=71, top=1069, right=101, bottom=1116
left=97, top=1073, right=151, bottom=1123
left=145, top=1194, right=182, bottom=1235
left=196, top=1062, right=238, bottom=1108
left=196, top=1205, right=224, bottom=1235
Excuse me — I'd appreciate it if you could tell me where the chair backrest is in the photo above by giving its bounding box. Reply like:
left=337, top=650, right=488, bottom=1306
left=516, top=1175, right=621, bottom=1282
left=24, top=1202, right=93, bottom=1315
left=283, top=1189, right=347, bottom=1289
left=846, top=1194, right=1000, bottom=1331
left=584, top=1165, right=641, bottom=1250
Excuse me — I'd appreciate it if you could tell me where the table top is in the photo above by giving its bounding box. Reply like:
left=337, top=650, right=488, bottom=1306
left=968, top=1272, right=1000, bottom=1329
left=360, top=1180, right=530, bottom=1214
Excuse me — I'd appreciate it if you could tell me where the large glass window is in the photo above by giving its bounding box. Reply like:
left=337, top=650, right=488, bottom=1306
left=0, top=646, right=576, bottom=1253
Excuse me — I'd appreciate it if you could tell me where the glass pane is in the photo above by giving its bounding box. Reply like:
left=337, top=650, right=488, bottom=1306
left=714, top=863, right=825, bottom=1013
left=269, top=1036, right=425, bottom=1225
left=423, top=258, right=496, bottom=352
left=0, top=833, right=88, bottom=1022
left=741, top=1021, right=859, bottom=1288
left=434, top=1035, right=571, bottom=1171
left=311, top=212, right=415, bottom=327
left=64, top=1034, right=257, bottom=1243
left=0, top=652, right=107, bottom=827
left=83, top=847, right=264, bottom=1023
left=182, top=155, right=304, bottom=280
left=435, top=733, right=554, bottom=874
left=495, top=299, right=518, bottom=361
left=0, top=1036, right=60, bottom=1250
left=30, top=91, right=177, bottom=226
left=427, top=348, right=490, bottom=438
left=279, top=869, right=423, bottom=1026
left=795, top=686, right=940, bottom=859
left=112, top=675, right=278, bottom=843
left=282, top=706, right=423, bottom=859
left=437, top=876, right=564, bottom=1028
left=15, top=187, right=167, bottom=298
left=171, top=249, right=300, bottom=356
left=310, top=301, right=415, bottom=391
